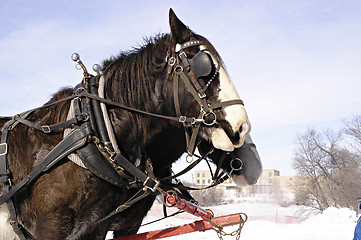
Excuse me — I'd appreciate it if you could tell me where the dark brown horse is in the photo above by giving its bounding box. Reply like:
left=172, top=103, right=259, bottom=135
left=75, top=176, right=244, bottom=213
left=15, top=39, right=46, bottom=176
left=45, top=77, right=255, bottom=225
left=0, top=9, right=261, bottom=240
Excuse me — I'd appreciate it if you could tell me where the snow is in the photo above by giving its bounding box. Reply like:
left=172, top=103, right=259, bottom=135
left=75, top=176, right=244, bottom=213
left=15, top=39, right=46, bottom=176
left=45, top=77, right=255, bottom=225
left=107, top=196, right=357, bottom=240
left=240, top=207, right=355, bottom=240
left=141, top=202, right=355, bottom=240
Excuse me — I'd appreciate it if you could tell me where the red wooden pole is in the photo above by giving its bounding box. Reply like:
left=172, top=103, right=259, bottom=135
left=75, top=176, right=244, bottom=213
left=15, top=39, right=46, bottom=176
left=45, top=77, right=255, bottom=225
left=113, top=213, right=243, bottom=240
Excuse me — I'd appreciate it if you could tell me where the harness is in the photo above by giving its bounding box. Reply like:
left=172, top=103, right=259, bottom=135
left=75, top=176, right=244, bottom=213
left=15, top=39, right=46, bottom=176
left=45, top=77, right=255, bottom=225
left=0, top=39, right=244, bottom=239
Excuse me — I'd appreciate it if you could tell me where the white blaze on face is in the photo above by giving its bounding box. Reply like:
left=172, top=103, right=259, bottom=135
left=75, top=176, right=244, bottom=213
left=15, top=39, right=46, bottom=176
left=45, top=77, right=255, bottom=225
left=201, top=45, right=251, bottom=151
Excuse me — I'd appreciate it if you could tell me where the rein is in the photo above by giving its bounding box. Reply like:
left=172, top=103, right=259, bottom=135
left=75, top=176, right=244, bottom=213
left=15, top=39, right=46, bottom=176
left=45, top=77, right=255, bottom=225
left=75, top=88, right=243, bottom=126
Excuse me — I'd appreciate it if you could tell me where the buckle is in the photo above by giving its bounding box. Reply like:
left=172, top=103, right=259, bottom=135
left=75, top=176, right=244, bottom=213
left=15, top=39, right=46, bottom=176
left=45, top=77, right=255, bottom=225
left=178, top=116, right=187, bottom=123
left=41, top=125, right=51, bottom=133
left=143, top=177, right=160, bottom=192
left=198, top=92, right=207, bottom=99
left=179, top=51, right=187, bottom=59
left=0, top=143, right=8, bottom=156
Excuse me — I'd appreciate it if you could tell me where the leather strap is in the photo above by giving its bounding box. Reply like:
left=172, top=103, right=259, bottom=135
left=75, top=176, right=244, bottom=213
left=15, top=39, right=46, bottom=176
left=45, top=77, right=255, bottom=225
left=160, top=175, right=229, bottom=191
left=213, top=152, right=227, bottom=182
left=77, top=90, right=198, bottom=125
left=0, top=127, right=92, bottom=205
left=0, top=120, right=14, bottom=183
left=13, top=113, right=88, bottom=133
left=88, top=76, right=113, bottom=151
left=95, top=189, right=151, bottom=226
left=161, top=147, right=214, bottom=181
left=211, top=99, right=244, bottom=109
left=111, top=153, right=160, bottom=192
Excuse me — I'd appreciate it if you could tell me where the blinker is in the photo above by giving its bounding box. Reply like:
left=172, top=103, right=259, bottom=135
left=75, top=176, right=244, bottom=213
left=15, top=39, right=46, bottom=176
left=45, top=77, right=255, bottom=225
left=189, top=52, right=213, bottom=80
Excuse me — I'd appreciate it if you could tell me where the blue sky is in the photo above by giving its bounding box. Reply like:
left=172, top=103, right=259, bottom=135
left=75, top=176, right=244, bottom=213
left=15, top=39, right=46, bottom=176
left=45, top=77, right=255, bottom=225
left=1, top=1, right=360, bottom=176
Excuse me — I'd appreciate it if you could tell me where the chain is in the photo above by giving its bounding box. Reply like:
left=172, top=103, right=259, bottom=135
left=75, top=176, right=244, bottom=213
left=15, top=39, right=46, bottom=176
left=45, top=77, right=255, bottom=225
left=210, top=213, right=248, bottom=240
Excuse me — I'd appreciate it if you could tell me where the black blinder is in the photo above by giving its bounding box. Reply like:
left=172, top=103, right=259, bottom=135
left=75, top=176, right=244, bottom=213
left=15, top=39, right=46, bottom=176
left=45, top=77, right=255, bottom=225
left=189, top=52, right=213, bottom=79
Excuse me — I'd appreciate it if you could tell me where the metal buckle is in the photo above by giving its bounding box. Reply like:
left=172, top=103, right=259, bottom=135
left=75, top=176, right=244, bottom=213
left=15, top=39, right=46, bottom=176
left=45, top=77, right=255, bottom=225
left=198, top=92, right=207, bottom=99
left=41, top=125, right=51, bottom=133
left=179, top=51, right=187, bottom=59
left=178, top=116, right=187, bottom=123
left=143, top=177, right=160, bottom=192
left=0, top=143, right=8, bottom=156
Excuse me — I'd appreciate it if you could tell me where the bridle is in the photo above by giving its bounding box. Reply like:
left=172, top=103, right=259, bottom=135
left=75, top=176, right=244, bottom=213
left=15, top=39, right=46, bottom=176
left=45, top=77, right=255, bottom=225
left=166, top=38, right=244, bottom=156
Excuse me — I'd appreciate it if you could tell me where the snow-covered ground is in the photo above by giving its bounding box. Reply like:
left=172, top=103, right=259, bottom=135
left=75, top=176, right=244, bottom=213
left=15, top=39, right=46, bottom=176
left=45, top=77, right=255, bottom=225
left=108, top=195, right=357, bottom=240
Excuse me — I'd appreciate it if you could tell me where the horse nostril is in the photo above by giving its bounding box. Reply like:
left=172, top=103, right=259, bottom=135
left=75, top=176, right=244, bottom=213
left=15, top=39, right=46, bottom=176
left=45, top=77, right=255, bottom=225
left=234, top=131, right=240, bottom=143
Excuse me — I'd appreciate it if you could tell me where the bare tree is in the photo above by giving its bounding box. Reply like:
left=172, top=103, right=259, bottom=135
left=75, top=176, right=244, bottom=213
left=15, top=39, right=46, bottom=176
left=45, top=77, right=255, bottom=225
left=190, top=187, right=226, bottom=206
left=292, top=122, right=361, bottom=211
left=344, top=114, right=361, bottom=153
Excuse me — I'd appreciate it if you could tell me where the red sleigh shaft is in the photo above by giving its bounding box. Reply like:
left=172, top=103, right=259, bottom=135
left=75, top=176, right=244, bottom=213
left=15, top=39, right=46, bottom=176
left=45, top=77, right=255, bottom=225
left=163, top=191, right=214, bottom=220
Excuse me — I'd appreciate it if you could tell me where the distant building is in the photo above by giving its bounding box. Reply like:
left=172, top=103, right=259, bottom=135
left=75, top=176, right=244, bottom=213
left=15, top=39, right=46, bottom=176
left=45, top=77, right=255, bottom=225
left=194, top=169, right=302, bottom=194
left=194, top=170, right=233, bottom=185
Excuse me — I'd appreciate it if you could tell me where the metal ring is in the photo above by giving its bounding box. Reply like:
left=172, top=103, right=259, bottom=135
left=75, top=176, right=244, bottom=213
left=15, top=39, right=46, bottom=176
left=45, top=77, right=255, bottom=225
left=74, top=87, right=85, bottom=96
left=186, top=154, right=194, bottom=163
left=163, top=190, right=177, bottom=207
left=80, top=113, right=89, bottom=122
left=75, top=64, right=82, bottom=70
left=230, top=157, right=243, bottom=171
left=168, top=56, right=176, bottom=66
left=202, top=111, right=217, bottom=126
left=175, top=65, right=183, bottom=74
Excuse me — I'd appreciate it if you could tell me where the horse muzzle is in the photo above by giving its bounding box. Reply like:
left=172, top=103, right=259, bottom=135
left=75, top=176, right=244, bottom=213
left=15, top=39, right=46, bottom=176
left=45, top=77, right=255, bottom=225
left=210, top=122, right=250, bottom=152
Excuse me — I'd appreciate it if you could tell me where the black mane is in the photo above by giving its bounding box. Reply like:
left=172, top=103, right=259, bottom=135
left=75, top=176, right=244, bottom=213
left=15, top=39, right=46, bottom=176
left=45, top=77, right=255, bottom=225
left=102, top=34, right=170, bottom=109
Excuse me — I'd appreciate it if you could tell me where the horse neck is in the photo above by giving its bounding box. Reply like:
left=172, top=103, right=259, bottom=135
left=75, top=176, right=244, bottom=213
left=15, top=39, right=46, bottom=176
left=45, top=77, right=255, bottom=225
left=145, top=125, right=187, bottom=177
left=36, top=88, right=73, bottom=126
left=102, top=35, right=176, bottom=160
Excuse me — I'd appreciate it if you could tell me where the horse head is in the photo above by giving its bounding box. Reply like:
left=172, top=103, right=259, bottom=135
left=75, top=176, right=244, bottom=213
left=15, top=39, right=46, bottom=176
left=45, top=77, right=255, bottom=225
left=143, top=9, right=262, bottom=186
left=101, top=9, right=260, bottom=185
left=101, top=8, right=260, bottom=186
left=166, top=9, right=251, bottom=154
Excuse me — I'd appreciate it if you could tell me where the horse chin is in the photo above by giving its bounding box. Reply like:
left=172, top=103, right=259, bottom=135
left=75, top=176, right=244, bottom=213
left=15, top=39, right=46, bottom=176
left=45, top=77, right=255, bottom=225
left=231, top=174, right=249, bottom=187
left=211, top=128, right=234, bottom=152
left=232, top=138, right=244, bottom=149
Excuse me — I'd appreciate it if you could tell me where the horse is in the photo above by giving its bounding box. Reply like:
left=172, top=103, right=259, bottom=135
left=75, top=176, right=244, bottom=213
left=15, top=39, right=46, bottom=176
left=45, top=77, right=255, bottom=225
left=0, top=9, right=262, bottom=240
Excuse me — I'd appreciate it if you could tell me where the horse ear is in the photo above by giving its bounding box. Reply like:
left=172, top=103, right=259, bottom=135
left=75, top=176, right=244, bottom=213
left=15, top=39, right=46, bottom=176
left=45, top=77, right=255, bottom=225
left=169, top=8, right=193, bottom=43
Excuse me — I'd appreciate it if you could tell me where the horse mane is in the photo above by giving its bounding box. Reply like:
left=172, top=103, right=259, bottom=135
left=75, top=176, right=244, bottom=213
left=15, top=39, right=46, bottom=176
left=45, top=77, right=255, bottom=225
left=102, top=34, right=170, bottom=110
